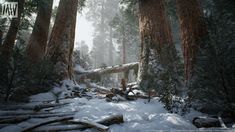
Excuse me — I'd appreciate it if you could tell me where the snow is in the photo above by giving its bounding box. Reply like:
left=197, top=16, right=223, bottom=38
left=0, top=80, right=199, bottom=131
left=0, top=96, right=197, bottom=131
left=0, top=126, right=23, bottom=132
left=30, top=92, right=55, bottom=102
left=2, top=97, right=195, bottom=132
left=68, top=98, right=196, bottom=131
left=75, top=65, right=87, bottom=73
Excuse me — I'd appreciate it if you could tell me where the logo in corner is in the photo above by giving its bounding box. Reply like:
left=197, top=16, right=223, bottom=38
left=1, top=2, right=18, bottom=18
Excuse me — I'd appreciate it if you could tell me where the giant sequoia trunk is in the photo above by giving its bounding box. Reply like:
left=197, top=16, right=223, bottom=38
left=46, top=0, right=78, bottom=80
left=1, top=0, right=25, bottom=62
left=137, top=0, right=178, bottom=89
left=176, top=0, right=207, bottom=81
left=26, top=0, right=53, bottom=62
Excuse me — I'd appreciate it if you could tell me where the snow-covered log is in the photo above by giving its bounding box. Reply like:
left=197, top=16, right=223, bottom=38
left=96, top=114, right=124, bottom=126
left=193, top=117, right=234, bottom=128
left=0, top=116, right=30, bottom=124
left=22, top=116, right=74, bottom=132
left=76, top=62, right=139, bottom=78
left=86, top=83, right=111, bottom=93
left=34, top=114, right=124, bottom=131
left=65, top=119, right=109, bottom=131
left=0, top=102, right=70, bottom=111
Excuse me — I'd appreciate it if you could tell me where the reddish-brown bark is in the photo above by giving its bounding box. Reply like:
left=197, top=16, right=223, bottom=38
left=26, top=0, right=53, bottom=62
left=176, top=0, right=207, bottom=81
left=46, top=0, right=78, bottom=80
left=137, top=0, right=177, bottom=88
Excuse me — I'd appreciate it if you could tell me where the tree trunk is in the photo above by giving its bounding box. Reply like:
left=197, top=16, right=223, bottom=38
left=46, top=0, right=78, bottom=80
left=0, top=29, right=3, bottom=46
left=26, top=0, right=53, bottom=62
left=176, top=0, right=207, bottom=81
left=122, top=32, right=126, bottom=65
left=108, top=26, right=113, bottom=66
left=76, top=62, right=138, bottom=79
left=137, top=0, right=177, bottom=89
left=121, top=29, right=129, bottom=80
left=1, top=0, right=25, bottom=62
left=0, top=0, right=25, bottom=98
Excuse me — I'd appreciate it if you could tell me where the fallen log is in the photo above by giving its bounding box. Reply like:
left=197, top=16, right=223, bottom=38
left=34, top=114, right=124, bottom=131
left=193, top=117, right=234, bottom=128
left=22, top=116, right=74, bottom=132
left=96, top=114, right=124, bottom=126
left=76, top=62, right=139, bottom=79
left=0, top=110, right=59, bottom=116
left=65, top=119, right=109, bottom=131
left=86, top=82, right=111, bottom=94
left=0, top=116, right=30, bottom=124
left=0, top=112, right=75, bottom=123
left=0, top=102, right=70, bottom=111
left=128, top=95, right=149, bottom=99
left=33, top=102, right=70, bottom=111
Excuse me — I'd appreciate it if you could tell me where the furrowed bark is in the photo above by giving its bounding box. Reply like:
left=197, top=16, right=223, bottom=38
left=176, top=0, right=208, bottom=81
left=137, top=0, right=178, bottom=89
left=26, top=0, right=53, bottom=62
left=46, top=0, right=78, bottom=80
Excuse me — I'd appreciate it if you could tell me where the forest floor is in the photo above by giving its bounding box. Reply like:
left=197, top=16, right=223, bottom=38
left=0, top=95, right=196, bottom=131
left=0, top=80, right=233, bottom=131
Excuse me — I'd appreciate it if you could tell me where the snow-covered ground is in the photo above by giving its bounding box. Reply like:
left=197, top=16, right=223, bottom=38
left=62, top=97, right=196, bottom=131
left=1, top=93, right=197, bottom=132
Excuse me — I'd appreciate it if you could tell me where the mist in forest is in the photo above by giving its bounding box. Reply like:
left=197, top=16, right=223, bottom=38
left=0, top=0, right=234, bottom=131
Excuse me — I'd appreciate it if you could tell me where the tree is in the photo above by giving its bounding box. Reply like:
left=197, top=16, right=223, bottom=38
left=1, top=0, right=25, bottom=63
left=46, top=0, right=79, bottom=80
left=110, top=2, right=140, bottom=81
left=86, top=0, right=119, bottom=67
left=0, top=0, right=25, bottom=99
left=187, top=0, right=235, bottom=113
left=137, top=0, right=178, bottom=89
left=26, top=0, right=53, bottom=62
left=176, top=0, right=208, bottom=82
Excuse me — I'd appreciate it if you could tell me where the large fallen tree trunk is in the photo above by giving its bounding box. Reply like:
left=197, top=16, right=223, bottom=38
left=76, top=62, right=139, bottom=79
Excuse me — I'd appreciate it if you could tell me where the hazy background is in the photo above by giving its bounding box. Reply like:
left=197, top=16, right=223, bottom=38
left=53, top=0, right=94, bottom=51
